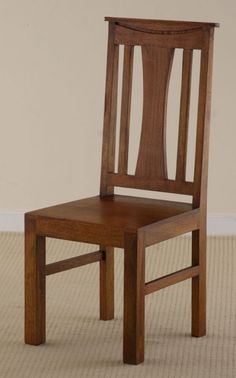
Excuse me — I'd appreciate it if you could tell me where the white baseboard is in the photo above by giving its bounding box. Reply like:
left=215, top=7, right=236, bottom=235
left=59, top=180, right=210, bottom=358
left=207, top=214, right=236, bottom=235
left=0, top=212, right=24, bottom=232
left=0, top=212, right=235, bottom=235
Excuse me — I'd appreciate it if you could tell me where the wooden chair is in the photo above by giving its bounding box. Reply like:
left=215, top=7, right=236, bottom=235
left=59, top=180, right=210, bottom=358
left=25, top=17, right=218, bottom=365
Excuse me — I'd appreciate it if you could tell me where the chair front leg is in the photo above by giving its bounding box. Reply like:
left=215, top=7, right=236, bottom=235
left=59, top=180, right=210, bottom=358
left=192, top=226, right=206, bottom=337
left=25, top=215, right=46, bottom=345
left=100, top=246, right=114, bottom=320
left=123, top=233, right=145, bottom=365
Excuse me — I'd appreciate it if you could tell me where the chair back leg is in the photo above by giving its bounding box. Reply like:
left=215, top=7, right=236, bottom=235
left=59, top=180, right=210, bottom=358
left=192, top=227, right=207, bottom=336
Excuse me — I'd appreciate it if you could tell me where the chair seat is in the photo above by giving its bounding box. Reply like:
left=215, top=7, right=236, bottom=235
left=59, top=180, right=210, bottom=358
left=27, top=195, right=192, bottom=247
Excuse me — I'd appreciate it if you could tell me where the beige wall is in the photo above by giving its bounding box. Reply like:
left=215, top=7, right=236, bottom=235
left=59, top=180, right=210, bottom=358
left=0, top=0, right=235, bottom=213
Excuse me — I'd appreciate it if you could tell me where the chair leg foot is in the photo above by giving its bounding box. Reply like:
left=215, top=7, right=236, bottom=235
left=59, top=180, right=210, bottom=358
left=192, top=228, right=206, bottom=337
left=100, top=246, right=114, bottom=320
left=123, top=233, right=145, bottom=365
left=25, top=216, right=46, bottom=345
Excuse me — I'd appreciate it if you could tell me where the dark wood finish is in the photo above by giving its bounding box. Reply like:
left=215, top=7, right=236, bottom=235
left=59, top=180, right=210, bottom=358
left=104, top=17, right=219, bottom=28
left=145, top=265, right=199, bottom=295
left=45, top=250, right=103, bottom=276
left=107, top=173, right=193, bottom=195
left=28, top=195, right=192, bottom=247
left=25, top=216, right=46, bottom=345
left=34, top=215, right=124, bottom=248
left=176, top=49, right=193, bottom=181
left=193, top=29, right=214, bottom=210
left=100, top=246, right=114, bottom=320
left=118, top=45, right=134, bottom=174
left=135, top=46, right=174, bottom=178
left=192, top=226, right=206, bottom=337
left=114, top=23, right=206, bottom=50
left=100, top=22, right=119, bottom=196
left=140, top=208, right=200, bottom=247
left=123, top=233, right=145, bottom=364
left=24, top=17, right=218, bottom=365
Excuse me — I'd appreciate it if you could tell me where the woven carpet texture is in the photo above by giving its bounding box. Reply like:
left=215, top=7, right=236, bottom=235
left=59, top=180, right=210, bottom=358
left=0, top=233, right=235, bottom=377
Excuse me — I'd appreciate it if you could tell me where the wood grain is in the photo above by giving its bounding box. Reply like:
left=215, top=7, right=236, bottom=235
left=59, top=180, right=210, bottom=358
left=118, top=45, right=134, bottom=174
left=123, top=233, right=145, bottom=364
left=114, top=24, right=206, bottom=50
left=176, top=49, right=193, bottom=181
left=192, top=225, right=206, bottom=337
left=105, top=17, right=219, bottom=29
left=100, top=246, right=115, bottom=320
left=135, top=46, right=174, bottom=179
left=45, top=250, right=103, bottom=275
left=107, top=173, right=194, bottom=195
left=145, top=265, right=199, bottom=295
left=29, top=195, right=192, bottom=248
left=140, top=209, right=200, bottom=247
left=193, top=29, right=214, bottom=210
left=25, top=215, right=46, bottom=345
left=100, top=22, right=119, bottom=195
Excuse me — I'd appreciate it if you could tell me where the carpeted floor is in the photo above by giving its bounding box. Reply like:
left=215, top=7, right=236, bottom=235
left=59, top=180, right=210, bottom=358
left=0, top=233, right=235, bottom=377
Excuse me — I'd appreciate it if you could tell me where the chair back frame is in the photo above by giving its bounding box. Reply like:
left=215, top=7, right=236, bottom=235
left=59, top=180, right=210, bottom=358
left=100, top=17, right=218, bottom=211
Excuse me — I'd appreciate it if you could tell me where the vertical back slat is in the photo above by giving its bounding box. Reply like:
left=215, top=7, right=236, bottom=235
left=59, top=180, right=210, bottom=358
left=176, top=49, right=193, bottom=181
left=118, top=45, right=134, bottom=174
left=193, top=30, right=214, bottom=208
left=135, top=46, right=174, bottom=179
left=100, top=23, right=119, bottom=195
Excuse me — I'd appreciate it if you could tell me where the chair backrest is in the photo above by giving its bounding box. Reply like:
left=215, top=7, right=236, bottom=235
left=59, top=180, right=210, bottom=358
left=100, top=17, right=218, bottom=209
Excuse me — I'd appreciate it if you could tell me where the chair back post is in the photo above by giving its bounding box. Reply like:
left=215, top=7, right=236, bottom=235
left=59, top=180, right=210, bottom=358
left=100, top=22, right=119, bottom=196
left=192, top=27, right=215, bottom=213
